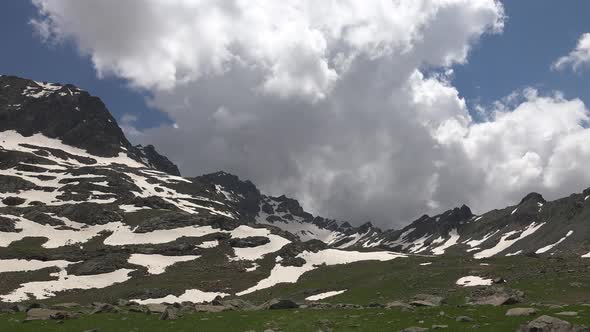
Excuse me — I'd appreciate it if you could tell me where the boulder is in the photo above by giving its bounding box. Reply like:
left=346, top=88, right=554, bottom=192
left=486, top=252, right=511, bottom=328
left=400, top=327, right=429, bottom=332
left=518, top=315, right=573, bottom=332
left=556, top=312, right=578, bottom=317
left=90, top=303, right=119, bottom=314
left=386, top=301, right=413, bottom=310
left=456, top=316, right=474, bottom=322
left=145, top=303, right=168, bottom=314
left=159, top=307, right=179, bottom=320
left=221, top=299, right=256, bottom=311
left=506, top=308, right=538, bottom=316
left=25, top=308, right=70, bottom=321
left=229, top=236, right=270, bottom=248
left=410, top=294, right=445, bottom=307
left=262, top=299, right=299, bottom=310
left=194, top=305, right=228, bottom=313
left=2, top=196, right=26, bottom=206
left=468, top=287, right=522, bottom=306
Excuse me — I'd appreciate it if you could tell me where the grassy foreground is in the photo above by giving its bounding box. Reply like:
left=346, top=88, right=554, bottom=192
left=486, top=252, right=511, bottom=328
left=0, top=305, right=589, bottom=332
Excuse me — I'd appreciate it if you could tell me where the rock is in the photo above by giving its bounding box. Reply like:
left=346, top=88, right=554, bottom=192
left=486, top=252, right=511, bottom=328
left=51, top=303, right=80, bottom=309
left=518, top=315, right=573, bottom=332
left=493, top=277, right=505, bottom=284
left=91, top=302, right=119, bottom=314
left=575, top=326, right=590, bottom=332
left=317, top=319, right=334, bottom=332
left=229, top=236, right=271, bottom=248
left=262, top=299, right=299, bottom=310
left=386, top=301, right=413, bottom=310
left=145, top=303, right=168, bottom=314
left=432, top=325, right=448, bottom=330
left=221, top=299, right=256, bottom=311
left=127, top=305, right=150, bottom=314
left=2, top=196, right=26, bottom=206
left=25, top=308, right=70, bottom=321
left=410, top=294, right=444, bottom=307
left=400, top=327, right=429, bottom=332
left=506, top=308, right=538, bottom=316
left=159, top=307, right=179, bottom=320
left=468, top=287, right=522, bottom=306
left=194, top=305, right=228, bottom=313
left=556, top=312, right=578, bottom=317
left=117, top=299, right=132, bottom=307
left=456, top=316, right=474, bottom=322
left=83, top=330, right=100, bottom=332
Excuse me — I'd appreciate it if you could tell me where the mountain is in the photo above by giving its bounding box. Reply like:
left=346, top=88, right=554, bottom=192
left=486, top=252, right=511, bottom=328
left=0, top=75, right=589, bottom=306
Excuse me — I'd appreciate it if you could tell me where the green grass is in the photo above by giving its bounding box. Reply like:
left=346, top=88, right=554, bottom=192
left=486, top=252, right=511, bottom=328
left=0, top=305, right=588, bottom=332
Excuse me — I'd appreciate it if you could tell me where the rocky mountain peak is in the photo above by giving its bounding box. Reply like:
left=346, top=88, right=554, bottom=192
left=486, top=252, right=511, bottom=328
left=519, top=192, right=546, bottom=205
left=0, top=75, right=179, bottom=175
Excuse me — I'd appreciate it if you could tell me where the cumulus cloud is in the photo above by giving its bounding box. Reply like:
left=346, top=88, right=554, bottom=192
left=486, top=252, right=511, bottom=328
left=552, top=33, right=590, bottom=72
left=32, top=0, right=590, bottom=228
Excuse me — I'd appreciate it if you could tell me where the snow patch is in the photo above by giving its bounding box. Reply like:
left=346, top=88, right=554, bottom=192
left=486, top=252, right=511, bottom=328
left=305, top=290, right=347, bottom=301
left=128, top=254, right=200, bottom=275
left=456, top=276, right=493, bottom=287
left=535, top=230, right=573, bottom=254
left=1, top=268, right=133, bottom=302
left=132, top=289, right=229, bottom=304
left=237, top=249, right=405, bottom=295
left=474, top=222, right=545, bottom=259
left=431, top=229, right=459, bottom=255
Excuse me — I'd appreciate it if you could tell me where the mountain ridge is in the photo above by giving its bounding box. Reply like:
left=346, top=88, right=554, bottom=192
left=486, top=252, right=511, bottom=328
left=0, top=74, right=589, bottom=305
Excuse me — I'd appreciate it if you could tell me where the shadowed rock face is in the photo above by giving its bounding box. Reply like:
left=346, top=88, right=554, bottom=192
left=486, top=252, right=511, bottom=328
left=0, top=75, right=179, bottom=175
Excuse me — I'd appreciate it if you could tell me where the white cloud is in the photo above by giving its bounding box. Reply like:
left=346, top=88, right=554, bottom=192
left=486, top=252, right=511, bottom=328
left=31, top=0, right=504, bottom=101
left=552, top=33, right=590, bottom=72
left=31, top=1, right=590, bottom=227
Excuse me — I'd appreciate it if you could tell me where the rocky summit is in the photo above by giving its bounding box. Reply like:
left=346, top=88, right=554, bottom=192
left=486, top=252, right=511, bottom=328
left=0, top=75, right=589, bottom=331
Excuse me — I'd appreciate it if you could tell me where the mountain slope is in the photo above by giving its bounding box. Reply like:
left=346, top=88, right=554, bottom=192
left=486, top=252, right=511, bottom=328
left=0, top=75, right=589, bottom=305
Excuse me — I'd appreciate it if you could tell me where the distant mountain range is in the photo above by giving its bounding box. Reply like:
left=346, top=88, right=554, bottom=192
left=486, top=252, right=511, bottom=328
left=0, top=75, right=589, bottom=304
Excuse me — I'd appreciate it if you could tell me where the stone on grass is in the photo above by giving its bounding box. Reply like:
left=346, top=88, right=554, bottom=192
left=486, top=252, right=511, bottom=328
left=506, top=308, right=538, bottom=316
left=262, top=299, right=299, bottom=310
left=400, top=327, right=429, bottom=332
left=145, top=303, right=168, bottom=314
left=159, top=307, right=179, bottom=320
left=456, top=316, right=474, bottom=322
left=518, top=315, right=573, bottom=332
left=25, top=308, right=70, bottom=321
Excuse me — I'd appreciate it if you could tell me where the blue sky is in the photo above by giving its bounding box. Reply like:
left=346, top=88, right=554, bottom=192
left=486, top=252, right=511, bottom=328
left=453, top=0, right=590, bottom=111
left=0, top=0, right=171, bottom=129
left=1, top=0, right=588, bottom=131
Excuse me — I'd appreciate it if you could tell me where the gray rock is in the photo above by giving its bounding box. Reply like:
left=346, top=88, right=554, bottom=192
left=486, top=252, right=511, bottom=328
left=400, top=327, right=429, bottom=332
left=432, top=325, right=448, bottom=330
left=159, top=307, right=179, bottom=320
left=411, top=294, right=444, bottom=307
left=506, top=308, right=538, bottom=316
left=386, top=301, right=413, bottom=310
left=317, top=319, right=334, bottom=332
left=518, top=315, right=573, bottom=332
left=25, top=308, right=70, bottom=321
left=468, top=288, right=522, bottom=306
left=145, top=303, right=168, bottom=314
left=556, top=312, right=578, bottom=317
left=194, top=305, right=228, bottom=313
left=456, top=316, right=474, bottom=322
left=262, top=299, right=299, bottom=310
left=90, top=302, right=119, bottom=314
left=221, top=299, right=256, bottom=311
